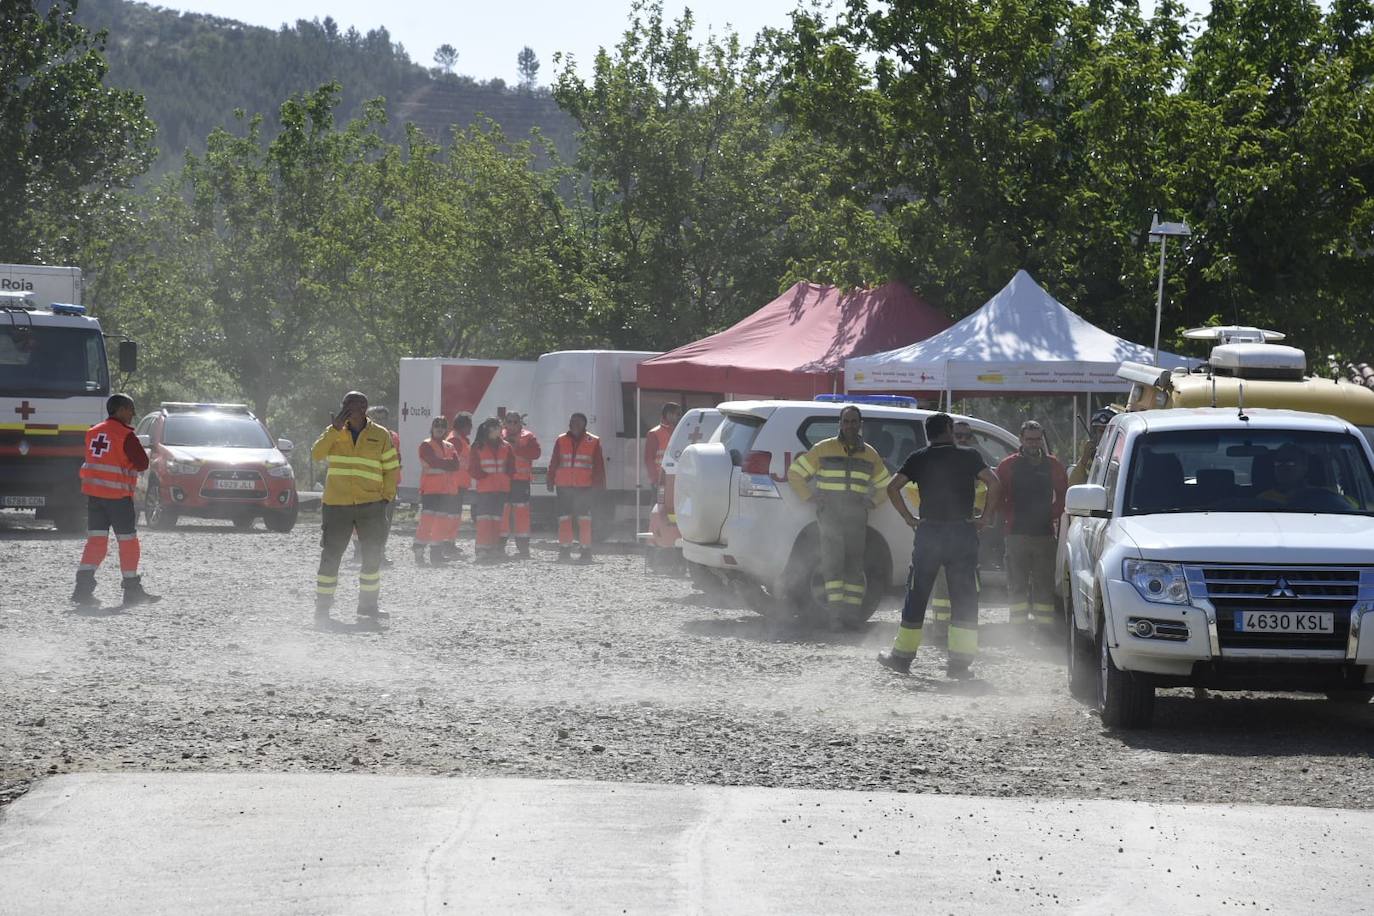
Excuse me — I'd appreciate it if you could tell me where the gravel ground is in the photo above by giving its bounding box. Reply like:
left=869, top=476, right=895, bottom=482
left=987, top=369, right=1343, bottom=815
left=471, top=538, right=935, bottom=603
left=3, top=509, right=1373, bottom=812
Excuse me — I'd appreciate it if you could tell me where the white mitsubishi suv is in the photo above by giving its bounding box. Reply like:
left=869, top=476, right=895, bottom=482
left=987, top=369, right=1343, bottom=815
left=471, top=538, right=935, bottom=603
left=676, top=398, right=1017, bottom=624
left=1063, top=407, right=1374, bottom=728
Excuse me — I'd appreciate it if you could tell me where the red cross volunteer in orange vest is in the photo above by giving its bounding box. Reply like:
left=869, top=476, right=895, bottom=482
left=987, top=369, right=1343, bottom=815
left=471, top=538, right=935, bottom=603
left=468, top=417, right=516, bottom=563
left=72, top=393, right=161, bottom=608
left=413, top=415, right=462, bottom=566
left=500, top=412, right=541, bottom=559
left=643, top=401, right=681, bottom=489
left=546, top=411, right=606, bottom=563
left=444, top=411, right=474, bottom=559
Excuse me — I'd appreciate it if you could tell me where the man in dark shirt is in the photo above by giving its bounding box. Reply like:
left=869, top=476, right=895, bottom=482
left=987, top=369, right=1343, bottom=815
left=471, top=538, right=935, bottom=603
left=878, top=412, right=1001, bottom=678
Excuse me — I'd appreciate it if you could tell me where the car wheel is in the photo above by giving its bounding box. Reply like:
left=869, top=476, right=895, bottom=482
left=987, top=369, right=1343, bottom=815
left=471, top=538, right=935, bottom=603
left=231, top=514, right=256, bottom=531
left=781, top=531, right=889, bottom=627
left=1097, top=617, right=1154, bottom=729
left=1065, top=592, right=1094, bottom=702
left=143, top=476, right=178, bottom=530
left=263, top=507, right=298, bottom=533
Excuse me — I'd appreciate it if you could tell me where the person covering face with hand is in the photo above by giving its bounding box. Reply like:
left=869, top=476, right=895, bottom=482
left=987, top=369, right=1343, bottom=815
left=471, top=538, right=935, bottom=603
left=311, top=391, right=400, bottom=626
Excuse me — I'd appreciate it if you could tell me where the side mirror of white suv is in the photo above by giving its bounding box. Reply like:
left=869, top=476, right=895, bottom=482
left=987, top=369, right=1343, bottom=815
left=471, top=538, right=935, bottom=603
left=1065, top=484, right=1109, bottom=517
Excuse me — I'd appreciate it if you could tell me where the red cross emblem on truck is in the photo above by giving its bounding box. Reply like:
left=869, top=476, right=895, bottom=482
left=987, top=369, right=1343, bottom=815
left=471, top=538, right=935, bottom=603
left=89, top=433, right=111, bottom=457
left=14, top=401, right=36, bottom=420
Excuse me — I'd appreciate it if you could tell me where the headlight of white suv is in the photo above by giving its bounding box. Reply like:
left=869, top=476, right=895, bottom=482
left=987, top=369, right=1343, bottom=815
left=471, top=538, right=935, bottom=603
left=1123, top=559, right=1189, bottom=605
left=266, top=463, right=294, bottom=478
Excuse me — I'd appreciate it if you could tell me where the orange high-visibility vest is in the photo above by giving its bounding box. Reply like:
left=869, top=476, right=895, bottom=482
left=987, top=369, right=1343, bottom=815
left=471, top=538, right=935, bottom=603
left=472, top=441, right=513, bottom=493
left=552, top=432, right=600, bottom=487
left=418, top=438, right=460, bottom=495
left=445, top=432, right=471, bottom=489
left=502, top=428, right=541, bottom=481
left=79, top=418, right=141, bottom=500
left=644, top=423, right=673, bottom=486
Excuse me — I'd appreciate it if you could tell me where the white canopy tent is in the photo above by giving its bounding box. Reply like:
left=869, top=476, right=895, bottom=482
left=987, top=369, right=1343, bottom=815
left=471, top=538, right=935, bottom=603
left=845, top=270, right=1194, bottom=399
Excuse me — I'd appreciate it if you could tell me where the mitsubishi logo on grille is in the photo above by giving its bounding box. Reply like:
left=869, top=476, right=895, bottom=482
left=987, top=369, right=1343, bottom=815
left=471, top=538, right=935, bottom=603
left=1269, top=577, right=1298, bottom=599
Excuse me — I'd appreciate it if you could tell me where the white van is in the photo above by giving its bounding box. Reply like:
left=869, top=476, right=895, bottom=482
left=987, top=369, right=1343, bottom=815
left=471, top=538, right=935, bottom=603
left=398, top=351, right=677, bottom=516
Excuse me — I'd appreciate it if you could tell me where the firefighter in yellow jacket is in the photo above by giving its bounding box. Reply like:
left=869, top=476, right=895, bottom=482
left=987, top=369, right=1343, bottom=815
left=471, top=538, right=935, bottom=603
left=311, top=390, right=400, bottom=626
left=786, top=405, right=891, bottom=625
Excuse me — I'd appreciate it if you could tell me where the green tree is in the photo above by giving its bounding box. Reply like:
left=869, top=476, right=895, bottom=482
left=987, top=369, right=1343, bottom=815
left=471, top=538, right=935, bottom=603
left=433, top=43, right=459, bottom=74
left=1171, top=0, right=1374, bottom=362
left=517, top=46, right=540, bottom=87
left=156, top=84, right=386, bottom=418
left=554, top=2, right=818, bottom=348
left=0, top=0, right=155, bottom=262
left=774, top=0, right=1197, bottom=332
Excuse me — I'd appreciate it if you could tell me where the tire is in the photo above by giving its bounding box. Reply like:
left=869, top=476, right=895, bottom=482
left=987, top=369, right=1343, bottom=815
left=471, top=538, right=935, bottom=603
left=143, top=476, right=178, bottom=530
left=263, top=507, right=298, bottom=533
left=231, top=514, right=256, bottom=530
left=780, top=529, right=889, bottom=627
left=1066, top=594, right=1094, bottom=702
left=1097, top=619, right=1155, bottom=729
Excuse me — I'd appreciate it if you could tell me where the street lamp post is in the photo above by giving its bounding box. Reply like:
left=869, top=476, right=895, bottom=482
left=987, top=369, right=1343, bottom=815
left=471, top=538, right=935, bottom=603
left=1148, top=212, right=1191, bottom=365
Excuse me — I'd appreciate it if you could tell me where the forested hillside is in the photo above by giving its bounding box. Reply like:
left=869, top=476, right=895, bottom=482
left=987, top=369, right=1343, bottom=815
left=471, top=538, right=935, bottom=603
left=74, top=0, right=576, bottom=177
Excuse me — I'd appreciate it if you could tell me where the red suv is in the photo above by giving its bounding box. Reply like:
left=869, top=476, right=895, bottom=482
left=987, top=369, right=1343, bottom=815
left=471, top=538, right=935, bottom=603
left=134, top=403, right=298, bottom=531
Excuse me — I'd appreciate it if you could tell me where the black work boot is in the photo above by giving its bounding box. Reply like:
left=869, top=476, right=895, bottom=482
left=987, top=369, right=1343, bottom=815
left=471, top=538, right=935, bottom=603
left=876, top=650, right=914, bottom=675
left=71, top=570, right=98, bottom=606
left=516, top=538, right=530, bottom=559
left=357, top=592, right=388, bottom=624
left=429, top=545, right=450, bottom=565
left=413, top=546, right=427, bottom=566
left=315, top=595, right=334, bottom=626
left=120, top=575, right=162, bottom=606
left=578, top=548, right=594, bottom=564
left=946, top=658, right=974, bottom=680
left=557, top=546, right=573, bottom=563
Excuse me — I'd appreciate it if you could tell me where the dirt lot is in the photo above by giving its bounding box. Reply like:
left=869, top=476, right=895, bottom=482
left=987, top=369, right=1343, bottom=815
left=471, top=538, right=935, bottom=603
left=3, top=510, right=1373, bottom=811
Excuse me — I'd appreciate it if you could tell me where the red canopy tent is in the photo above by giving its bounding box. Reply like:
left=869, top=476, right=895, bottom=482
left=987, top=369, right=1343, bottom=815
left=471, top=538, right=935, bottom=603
left=636, top=281, right=950, bottom=398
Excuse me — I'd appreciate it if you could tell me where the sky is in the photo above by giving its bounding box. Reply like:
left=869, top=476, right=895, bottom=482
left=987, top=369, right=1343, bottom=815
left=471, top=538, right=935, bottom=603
left=157, top=0, right=1216, bottom=84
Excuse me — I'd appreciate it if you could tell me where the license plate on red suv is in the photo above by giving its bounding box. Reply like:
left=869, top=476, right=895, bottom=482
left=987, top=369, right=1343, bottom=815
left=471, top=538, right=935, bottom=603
left=1234, top=611, right=1333, bottom=634
left=214, top=479, right=257, bottom=490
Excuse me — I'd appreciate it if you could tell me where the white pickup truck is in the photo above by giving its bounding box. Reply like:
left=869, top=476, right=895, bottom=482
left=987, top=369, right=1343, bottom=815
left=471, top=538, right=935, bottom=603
left=1063, top=407, right=1374, bottom=728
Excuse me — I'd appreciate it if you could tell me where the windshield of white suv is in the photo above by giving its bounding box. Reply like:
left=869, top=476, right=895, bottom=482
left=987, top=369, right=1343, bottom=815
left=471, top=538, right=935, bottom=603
left=0, top=325, right=108, bottom=397
left=163, top=414, right=273, bottom=449
left=1122, top=429, right=1374, bottom=515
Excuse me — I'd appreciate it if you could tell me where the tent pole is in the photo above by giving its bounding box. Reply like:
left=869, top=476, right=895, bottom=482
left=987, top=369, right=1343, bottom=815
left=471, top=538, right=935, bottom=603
left=635, top=386, right=642, bottom=544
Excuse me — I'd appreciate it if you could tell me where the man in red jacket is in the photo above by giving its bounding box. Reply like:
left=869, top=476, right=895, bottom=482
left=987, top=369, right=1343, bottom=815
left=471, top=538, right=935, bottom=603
left=72, top=393, right=160, bottom=608
left=989, top=420, right=1067, bottom=630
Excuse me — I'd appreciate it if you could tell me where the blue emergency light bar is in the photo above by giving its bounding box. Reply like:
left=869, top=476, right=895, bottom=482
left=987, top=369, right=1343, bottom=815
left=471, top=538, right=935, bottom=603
left=814, top=394, right=919, bottom=409
left=50, top=303, right=87, bottom=316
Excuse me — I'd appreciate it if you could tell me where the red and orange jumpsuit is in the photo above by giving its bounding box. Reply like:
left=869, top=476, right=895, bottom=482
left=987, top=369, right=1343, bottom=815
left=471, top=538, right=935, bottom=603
left=444, top=427, right=471, bottom=545
left=501, top=427, right=542, bottom=551
left=469, top=439, right=515, bottom=558
left=548, top=431, right=605, bottom=549
left=75, top=416, right=150, bottom=590
left=414, top=435, right=461, bottom=559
